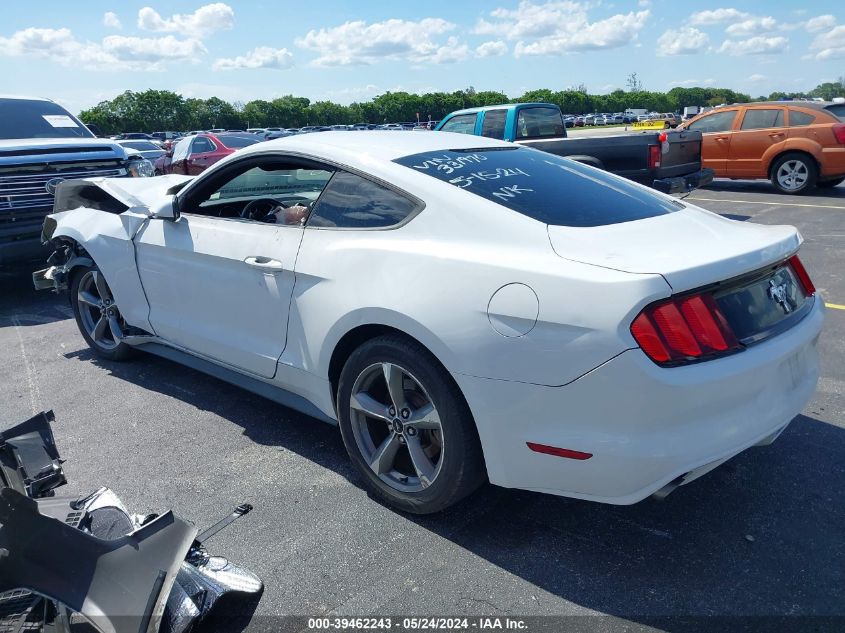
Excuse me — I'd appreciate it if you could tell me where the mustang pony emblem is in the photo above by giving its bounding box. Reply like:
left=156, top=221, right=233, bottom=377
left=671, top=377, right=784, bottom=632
left=767, top=278, right=792, bottom=313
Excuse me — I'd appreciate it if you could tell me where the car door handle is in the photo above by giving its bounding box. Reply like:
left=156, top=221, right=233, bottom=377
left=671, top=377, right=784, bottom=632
left=243, top=256, right=284, bottom=272
left=715, top=136, right=729, bottom=141
left=768, top=132, right=785, bottom=137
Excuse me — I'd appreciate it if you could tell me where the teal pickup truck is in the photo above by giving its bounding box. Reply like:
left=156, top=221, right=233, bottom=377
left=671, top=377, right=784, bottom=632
left=434, top=103, right=713, bottom=194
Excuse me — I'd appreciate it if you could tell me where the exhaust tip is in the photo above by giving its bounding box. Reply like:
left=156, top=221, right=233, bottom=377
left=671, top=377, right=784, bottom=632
left=651, top=475, right=685, bottom=501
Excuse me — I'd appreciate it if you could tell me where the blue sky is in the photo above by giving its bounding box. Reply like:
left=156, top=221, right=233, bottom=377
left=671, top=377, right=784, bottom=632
left=1, top=1, right=843, bottom=114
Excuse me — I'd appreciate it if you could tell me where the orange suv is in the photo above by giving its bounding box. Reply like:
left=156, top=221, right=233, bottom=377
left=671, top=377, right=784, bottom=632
left=679, top=101, right=845, bottom=194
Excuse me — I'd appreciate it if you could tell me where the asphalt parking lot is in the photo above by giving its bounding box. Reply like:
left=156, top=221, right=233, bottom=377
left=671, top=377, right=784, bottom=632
left=1, top=181, right=843, bottom=631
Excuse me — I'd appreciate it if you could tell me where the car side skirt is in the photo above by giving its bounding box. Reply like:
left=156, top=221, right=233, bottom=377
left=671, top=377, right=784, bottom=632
left=136, top=341, right=337, bottom=425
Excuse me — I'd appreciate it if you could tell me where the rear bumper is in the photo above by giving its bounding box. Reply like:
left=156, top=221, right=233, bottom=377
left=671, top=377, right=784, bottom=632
left=652, top=168, right=714, bottom=194
left=819, top=146, right=845, bottom=179
left=454, top=296, right=823, bottom=504
left=0, top=237, right=48, bottom=266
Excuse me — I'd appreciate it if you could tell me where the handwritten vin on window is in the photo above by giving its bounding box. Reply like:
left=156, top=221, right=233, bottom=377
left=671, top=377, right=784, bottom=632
left=410, top=153, right=487, bottom=174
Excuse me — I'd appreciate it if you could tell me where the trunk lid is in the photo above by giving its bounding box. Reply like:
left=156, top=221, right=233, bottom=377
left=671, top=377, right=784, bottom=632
left=547, top=205, right=801, bottom=292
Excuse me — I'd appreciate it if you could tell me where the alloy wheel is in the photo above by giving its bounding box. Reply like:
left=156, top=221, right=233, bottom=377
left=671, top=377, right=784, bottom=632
left=776, top=160, right=809, bottom=192
left=349, top=362, right=444, bottom=493
left=76, top=270, right=125, bottom=350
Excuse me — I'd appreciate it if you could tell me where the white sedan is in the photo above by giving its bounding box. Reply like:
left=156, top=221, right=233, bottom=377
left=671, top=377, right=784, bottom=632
left=34, top=131, right=823, bottom=513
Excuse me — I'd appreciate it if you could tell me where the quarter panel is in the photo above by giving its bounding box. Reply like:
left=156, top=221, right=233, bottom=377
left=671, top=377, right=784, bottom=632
left=288, top=194, right=670, bottom=387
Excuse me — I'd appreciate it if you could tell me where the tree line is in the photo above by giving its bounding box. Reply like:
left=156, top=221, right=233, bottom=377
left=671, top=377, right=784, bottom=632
left=78, top=80, right=845, bottom=135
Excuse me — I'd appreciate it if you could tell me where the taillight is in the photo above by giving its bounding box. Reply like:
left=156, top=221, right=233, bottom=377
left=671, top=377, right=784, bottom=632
left=832, top=123, right=845, bottom=145
left=647, top=144, right=661, bottom=168
left=631, top=292, right=740, bottom=366
left=789, top=254, right=815, bottom=295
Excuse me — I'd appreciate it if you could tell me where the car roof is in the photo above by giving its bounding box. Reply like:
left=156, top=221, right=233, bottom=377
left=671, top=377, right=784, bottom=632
left=0, top=94, right=53, bottom=102
left=445, top=103, right=555, bottom=116
left=241, top=130, right=512, bottom=164
left=725, top=101, right=837, bottom=111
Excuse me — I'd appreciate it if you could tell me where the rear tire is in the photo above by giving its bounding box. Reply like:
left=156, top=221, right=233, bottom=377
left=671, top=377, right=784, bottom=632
left=817, top=177, right=844, bottom=189
left=337, top=335, right=486, bottom=514
left=770, top=153, right=818, bottom=194
left=70, top=265, right=135, bottom=361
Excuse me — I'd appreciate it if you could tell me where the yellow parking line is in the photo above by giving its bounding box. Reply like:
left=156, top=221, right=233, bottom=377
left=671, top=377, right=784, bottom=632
left=826, top=302, right=845, bottom=311
left=686, top=197, right=845, bottom=210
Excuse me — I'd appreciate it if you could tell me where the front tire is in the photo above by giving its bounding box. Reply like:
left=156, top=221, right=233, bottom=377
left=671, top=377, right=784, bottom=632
left=771, top=153, right=818, bottom=194
left=337, top=335, right=486, bottom=514
left=70, top=266, right=134, bottom=361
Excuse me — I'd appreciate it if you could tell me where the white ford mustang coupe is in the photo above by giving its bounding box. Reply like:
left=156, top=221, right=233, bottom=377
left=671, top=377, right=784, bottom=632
left=34, top=131, right=823, bottom=513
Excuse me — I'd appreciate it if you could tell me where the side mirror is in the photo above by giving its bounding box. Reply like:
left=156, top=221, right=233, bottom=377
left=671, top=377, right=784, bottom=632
left=152, top=199, right=179, bottom=221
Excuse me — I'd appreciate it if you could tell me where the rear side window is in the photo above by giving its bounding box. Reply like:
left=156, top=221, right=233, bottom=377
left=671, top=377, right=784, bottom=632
left=218, top=134, right=261, bottom=149
left=394, top=147, right=681, bottom=227
left=687, top=110, right=737, bottom=133
left=741, top=109, right=784, bottom=130
left=191, top=137, right=215, bottom=153
left=516, top=108, right=564, bottom=139
left=440, top=114, right=478, bottom=135
left=308, top=171, right=419, bottom=229
left=788, top=110, right=816, bottom=126
left=481, top=109, right=507, bottom=139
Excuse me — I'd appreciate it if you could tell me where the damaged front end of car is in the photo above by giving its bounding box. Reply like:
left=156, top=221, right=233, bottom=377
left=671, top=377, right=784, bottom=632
left=0, top=411, right=263, bottom=633
left=31, top=174, right=191, bottom=295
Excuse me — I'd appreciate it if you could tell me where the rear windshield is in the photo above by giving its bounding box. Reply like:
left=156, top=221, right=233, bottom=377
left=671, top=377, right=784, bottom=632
left=0, top=99, right=94, bottom=140
left=217, top=134, right=261, bottom=149
left=516, top=107, right=564, bottom=139
left=825, top=104, right=845, bottom=119
left=394, top=147, right=682, bottom=227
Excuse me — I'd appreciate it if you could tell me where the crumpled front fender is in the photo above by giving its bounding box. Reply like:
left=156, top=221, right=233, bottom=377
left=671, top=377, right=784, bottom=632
left=34, top=207, right=154, bottom=333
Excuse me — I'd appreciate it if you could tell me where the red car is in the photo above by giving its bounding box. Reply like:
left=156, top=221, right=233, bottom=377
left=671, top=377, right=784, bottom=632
left=154, top=132, right=261, bottom=175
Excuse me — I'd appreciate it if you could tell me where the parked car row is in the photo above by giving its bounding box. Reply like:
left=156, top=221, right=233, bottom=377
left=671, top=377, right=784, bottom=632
left=558, top=112, right=681, bottom=128
left=153, top=132, right=262, bottom=175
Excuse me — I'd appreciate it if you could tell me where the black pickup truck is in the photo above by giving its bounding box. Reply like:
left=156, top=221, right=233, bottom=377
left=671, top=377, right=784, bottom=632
left=434, top=103, right=713, bottom=194
left=0, top=96, right=154, bottom=267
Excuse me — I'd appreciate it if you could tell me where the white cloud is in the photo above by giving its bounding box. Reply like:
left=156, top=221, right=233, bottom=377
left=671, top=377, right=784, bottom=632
left=103, top=12, right=122, bottom=29
left=323, top=84, right=380, bottom=104
left=748, top=73, right=767, bottom=82
left=137, top=2, right=234, bottom=37
left=689, top=8, right=750, bottom=26
left=656, top=27, right=709, bottom=55
left=805, top=15, right=837, bottom=33
left=474, top=1, right=649, bottom=55
left=668, top=78, right=716, bottom=87
left=430, top=37, right=469, bottom=64
left=475, top=40, right=508, bottom=57
left=213, top=46, right=293, bottom=70
left=102, top=35, right=205, bottom=62
left=295, top=18, right=459, bottom=66
left=0, top=26, right=205, bottom=71
left=726, top=16, right=778, bottom=37
left=717, top=36, right=788, bottom=56
left=809, top=25, right=845, bottom=60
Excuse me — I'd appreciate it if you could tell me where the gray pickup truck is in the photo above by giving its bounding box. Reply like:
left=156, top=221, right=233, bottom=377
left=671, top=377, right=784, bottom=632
left=435, top=103, right=713, bottom=194
left=0, top=96, right=153, bottom=267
